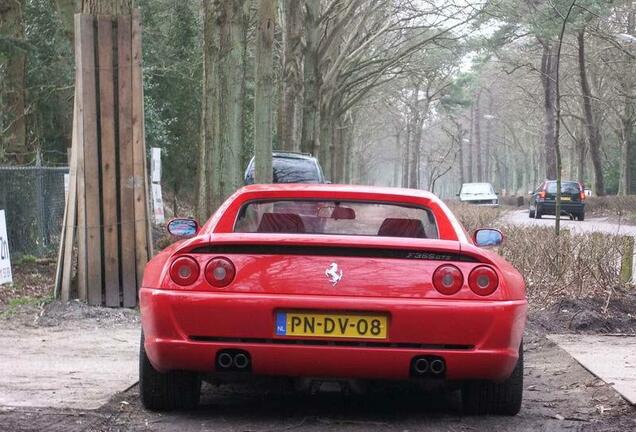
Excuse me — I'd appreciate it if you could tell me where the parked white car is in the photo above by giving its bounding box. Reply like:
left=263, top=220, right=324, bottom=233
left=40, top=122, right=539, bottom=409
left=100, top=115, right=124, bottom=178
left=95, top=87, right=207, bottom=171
left=458, top=182, right=499, bottom=206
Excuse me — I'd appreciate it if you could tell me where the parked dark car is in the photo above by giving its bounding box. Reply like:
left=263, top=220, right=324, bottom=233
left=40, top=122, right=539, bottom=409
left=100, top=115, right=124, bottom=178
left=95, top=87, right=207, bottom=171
left=529, top=180, right=586, bottom=221
left=244, top=152, right=326, bottom=185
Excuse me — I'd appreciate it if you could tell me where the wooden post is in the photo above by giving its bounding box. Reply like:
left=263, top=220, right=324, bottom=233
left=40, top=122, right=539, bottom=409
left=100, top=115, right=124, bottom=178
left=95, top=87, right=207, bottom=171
left=132, top=9, right=150, bottom=294
left=620, top=235, right=635, bottom=283
left=118, top=15, right=138, bottom=307
left=74, top=14, right=88, bottom=302
left=98, top=17, right=120, bottom=307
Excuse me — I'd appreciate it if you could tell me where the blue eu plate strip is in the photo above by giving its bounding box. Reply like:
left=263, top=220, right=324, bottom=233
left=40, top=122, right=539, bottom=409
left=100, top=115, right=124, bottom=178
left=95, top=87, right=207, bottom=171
left=275, top=312, right=287, bottom=336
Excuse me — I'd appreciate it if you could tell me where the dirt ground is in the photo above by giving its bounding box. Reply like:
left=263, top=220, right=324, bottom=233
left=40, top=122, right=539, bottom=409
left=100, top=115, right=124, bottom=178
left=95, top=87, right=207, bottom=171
left=1, top=300, right=635, bottom=432
left=2, top=245, right=636, bottom=431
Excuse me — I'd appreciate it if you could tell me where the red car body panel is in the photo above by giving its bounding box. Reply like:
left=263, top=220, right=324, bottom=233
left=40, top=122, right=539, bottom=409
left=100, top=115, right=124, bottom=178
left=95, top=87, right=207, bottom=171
left=141, top=184, right=527, bottom=382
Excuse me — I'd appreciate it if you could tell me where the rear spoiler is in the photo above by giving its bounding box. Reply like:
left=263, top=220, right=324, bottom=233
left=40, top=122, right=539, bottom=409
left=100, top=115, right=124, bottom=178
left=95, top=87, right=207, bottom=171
left=175, top=233, right=493, bottom=264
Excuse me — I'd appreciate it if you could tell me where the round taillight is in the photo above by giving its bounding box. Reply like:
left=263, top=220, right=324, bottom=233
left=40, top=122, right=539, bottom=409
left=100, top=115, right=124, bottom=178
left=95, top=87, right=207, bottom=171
left=205, top=257, right=236, bottom=287
left=432, top=264, right=464, bottom=295
left=169, top=256, right=199, bottom=286
left=468, top=266, right=499, bottom=296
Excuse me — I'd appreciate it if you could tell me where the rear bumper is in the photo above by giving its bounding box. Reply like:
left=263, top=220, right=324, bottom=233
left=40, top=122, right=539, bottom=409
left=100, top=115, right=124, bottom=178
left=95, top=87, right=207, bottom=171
left=537, top=202, right=584, bottom=214
left=140, top=288, right=527, bottom=381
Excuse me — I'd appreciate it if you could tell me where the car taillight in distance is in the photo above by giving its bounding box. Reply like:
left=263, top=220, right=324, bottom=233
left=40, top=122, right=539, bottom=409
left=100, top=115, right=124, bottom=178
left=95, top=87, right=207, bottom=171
left=433, top=264, right=464, bottom=295
left=170, top=256, right=200, bottom=286
left=205, top=256, right=236, bottom=287
left=468, top=266, right=499, bottom=296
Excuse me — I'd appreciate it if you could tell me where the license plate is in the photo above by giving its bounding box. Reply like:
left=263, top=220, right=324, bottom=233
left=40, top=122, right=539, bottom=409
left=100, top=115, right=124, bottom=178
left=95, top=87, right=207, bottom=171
left=560, top=196, right=571, bottom=201
left=275, top=311, right=388, bottom=339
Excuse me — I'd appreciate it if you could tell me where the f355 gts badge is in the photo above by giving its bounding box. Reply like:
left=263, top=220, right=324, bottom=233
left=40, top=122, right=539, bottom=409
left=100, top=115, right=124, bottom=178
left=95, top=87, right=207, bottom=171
left=325, top=262, right=343, bottom=286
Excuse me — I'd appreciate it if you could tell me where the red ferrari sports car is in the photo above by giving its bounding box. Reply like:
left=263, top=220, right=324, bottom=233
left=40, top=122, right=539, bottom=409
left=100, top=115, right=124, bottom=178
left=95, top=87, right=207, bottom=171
left=139, top=184, right=527, bottom=415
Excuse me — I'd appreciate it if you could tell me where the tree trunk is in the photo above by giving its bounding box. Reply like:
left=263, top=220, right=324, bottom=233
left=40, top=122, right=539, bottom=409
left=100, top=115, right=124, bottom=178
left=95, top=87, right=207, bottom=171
left=300, top=0, right=320, bottom=155
left=0, top=0, right=27, bottom=163
left=280, top=0, right=304, bottom=151
left=457, top=122, right=465, bottom=185
left=197, top=0, right=221, bottom=220
left=619, top=6, right=635, bottom=195
left=467, top=105, right=474, bottom=182
left=541, top=44, right=558, bottom=180
left=474, top=90, right=482, bottom=182
left=577, top=30, right=605, bottom=195
left=212, top=0, right=247, bottom=209
left=253, top=0, right=276, bottom=183
left=81, top=0, right=131, bottom=14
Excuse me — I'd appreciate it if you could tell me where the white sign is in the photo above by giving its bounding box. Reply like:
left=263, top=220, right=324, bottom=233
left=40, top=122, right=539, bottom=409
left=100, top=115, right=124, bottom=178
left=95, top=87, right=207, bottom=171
left=151, top=183, right=165, bottom=224
left=0, top=210, right=13, bottom=285
left=64, top=173, right=70, bottom=200
left=151, top=147, right=162, bottom=183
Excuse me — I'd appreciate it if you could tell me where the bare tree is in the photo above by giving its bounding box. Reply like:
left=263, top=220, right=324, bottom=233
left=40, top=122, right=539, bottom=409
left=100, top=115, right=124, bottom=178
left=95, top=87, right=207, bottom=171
left=253, top=0, right=276, bottom=183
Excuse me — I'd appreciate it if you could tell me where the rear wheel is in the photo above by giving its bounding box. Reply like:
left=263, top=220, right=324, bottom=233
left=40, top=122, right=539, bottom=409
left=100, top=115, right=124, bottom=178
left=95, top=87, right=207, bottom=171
left=578, top=211, right=585, bottom=221
left=139, top=332, right=201, bottom=411
left=462, top=343, right=523, bottom=416
left=534, top=206, right=542, bottom=219
left=528, top=208, right=535, bottom=218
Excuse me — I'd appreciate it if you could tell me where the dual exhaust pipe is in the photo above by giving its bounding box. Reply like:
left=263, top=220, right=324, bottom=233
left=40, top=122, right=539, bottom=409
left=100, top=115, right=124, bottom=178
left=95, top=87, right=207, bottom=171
left=411, top=356, right=446, bottom=377
left=216, top=350, right=251, bottom=371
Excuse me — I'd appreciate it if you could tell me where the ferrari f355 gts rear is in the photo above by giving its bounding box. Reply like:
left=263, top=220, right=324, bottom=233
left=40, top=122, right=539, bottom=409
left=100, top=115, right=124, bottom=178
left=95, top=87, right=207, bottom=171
left=139, top=184, right=527, bottom=415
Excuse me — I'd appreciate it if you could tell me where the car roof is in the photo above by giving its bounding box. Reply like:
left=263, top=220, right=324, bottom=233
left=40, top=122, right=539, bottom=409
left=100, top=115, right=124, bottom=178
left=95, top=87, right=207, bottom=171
left=271, top=151, right=315, bottom=160
left=236, top=183, right=439, bottom=201
left=461, top=182, right=493, bottom=186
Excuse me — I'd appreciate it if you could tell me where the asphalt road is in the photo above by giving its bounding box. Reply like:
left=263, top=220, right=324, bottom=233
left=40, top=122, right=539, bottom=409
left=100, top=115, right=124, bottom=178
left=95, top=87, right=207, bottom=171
left=502, top=209, right=636, bottom=236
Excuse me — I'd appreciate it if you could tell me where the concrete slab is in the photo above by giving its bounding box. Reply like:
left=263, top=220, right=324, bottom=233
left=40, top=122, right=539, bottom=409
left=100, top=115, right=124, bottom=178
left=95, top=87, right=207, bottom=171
left=548, top=334, right=636, bottom=405
left=0, top=326, right=139, bottom=409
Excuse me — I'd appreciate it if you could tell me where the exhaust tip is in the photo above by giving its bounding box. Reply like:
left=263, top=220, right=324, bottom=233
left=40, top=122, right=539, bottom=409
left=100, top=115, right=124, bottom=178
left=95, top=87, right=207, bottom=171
left=430, top=359, right=445, bottom=375
left=414, top=358, right=430, bottom=374
left=234, top=352, right=250, bottom=369
left=217, top=352, right=233, bottom=369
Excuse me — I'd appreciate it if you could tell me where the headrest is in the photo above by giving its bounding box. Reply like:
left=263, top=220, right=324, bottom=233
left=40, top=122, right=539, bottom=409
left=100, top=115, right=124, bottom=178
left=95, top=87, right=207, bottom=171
left=377, top=218, right=426, bottom=238
left=257, top=213, right=305, bottom=233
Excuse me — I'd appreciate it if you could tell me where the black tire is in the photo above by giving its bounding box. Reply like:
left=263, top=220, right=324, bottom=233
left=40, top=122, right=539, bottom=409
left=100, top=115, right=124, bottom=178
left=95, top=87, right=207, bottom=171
left=534, top=206, right=542, bottom=219
left=528, top=208, right=535, bottom=218
left=139, top=332, right=201, bottom=411
left=462, top=343, right=523, bottom=416
left=578, top=212, right=585, bottom=221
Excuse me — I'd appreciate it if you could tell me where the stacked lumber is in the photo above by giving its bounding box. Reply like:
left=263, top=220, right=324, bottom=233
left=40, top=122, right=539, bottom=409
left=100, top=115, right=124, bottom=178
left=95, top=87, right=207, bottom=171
left=55, top=10, right=152, bottom=307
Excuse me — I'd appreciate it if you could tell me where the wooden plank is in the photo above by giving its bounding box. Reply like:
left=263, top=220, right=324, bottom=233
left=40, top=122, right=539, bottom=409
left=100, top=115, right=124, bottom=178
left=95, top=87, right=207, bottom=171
left=118, top=15, right=137, bottom=307
left=74, top=14, right=88, bottom=302
left=59, top=91, right=79, bottom=302
left=79, top=14, right=103, bottom=306
left=131, top=8, right=149, bottom=298
left=98, top=16, right=120, bottom=307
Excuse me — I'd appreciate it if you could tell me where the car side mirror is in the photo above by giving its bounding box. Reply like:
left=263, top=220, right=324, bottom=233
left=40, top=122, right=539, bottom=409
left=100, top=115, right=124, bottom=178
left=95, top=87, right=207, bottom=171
left=167, top=218, right=199, bottom=238
left=473, top=228, right=503, bottom=247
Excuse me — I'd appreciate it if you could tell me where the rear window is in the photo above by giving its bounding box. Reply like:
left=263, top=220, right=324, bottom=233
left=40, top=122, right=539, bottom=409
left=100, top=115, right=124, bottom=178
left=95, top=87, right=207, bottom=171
left=234, top=200, right=439, bottom=239
left=546, top=182, right=581, bottom=194
left=460, top=183, right=494, bottom=194
left=245, top=157, right=321, bottom=184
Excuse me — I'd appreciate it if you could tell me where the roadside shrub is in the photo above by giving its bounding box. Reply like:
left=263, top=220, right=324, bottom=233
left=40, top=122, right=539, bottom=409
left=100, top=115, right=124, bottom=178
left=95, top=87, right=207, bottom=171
left=498, top=195, right=527, bottom=207
left=445, top=202, right=502, bottom=234
left=584, top=195, right=636, bottom=224
left=498, top=226, right=631, bottom=310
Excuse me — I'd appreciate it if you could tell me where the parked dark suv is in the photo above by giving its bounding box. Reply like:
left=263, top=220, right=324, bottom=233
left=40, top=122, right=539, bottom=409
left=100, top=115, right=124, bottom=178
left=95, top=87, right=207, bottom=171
left=529, top=180, right=586, bottom=221
left=244, top=152, right=326, bottom=185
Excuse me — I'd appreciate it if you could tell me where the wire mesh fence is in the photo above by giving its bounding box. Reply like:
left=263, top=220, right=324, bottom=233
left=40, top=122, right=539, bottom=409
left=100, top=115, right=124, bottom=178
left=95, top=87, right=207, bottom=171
left=0, top=165, right=69, bottom=257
